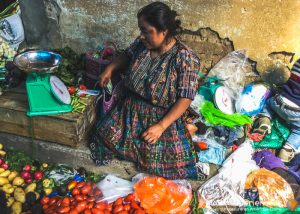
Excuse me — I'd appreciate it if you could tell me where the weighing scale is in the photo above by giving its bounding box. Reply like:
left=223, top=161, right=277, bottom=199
left=13, top=50, right=72, bottom=116
left=199, top=77, right=235, bottom=114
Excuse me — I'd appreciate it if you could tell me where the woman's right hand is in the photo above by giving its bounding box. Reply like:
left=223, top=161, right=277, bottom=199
left=99, top=67, right=113, bottom=88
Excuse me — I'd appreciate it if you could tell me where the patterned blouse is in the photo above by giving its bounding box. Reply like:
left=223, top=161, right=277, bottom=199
left=124, top=38, right=202, bottom=108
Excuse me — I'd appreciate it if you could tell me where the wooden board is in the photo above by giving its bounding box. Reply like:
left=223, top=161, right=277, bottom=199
left=0, top=84, right=97, bottom=148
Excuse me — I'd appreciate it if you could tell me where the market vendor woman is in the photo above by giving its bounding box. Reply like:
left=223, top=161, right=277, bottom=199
left=89, top=1, right=204, bottom=179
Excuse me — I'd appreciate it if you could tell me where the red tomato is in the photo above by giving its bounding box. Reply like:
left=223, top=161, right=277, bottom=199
left=87, top=202, right=95, bottom=209
left=69, top=209, right=79, bottom=214
left=94, top=202, right=106, bottom=210
left=86, top=196, right=96, bottom=203
left=41, top=196, right=50, bottom=205
left=62, top=197, right=70, bottom=206
left=43, top=204, right=49, bottom=210
left=118, top=211, right=129, bottom=214
left=70, top=197, right=75, bottom=203
left=56, top=199, right=63, bottom=207
left=49, top=197, right=59, bottom=205
left=75, top=201, right=87, bottom=212
left=91, top=208, right=104, bottom=214
left=81, top=185, right=92, bottom=195
left=124, top=194, right=135, bottom=203
left=68, top=86, right=76, bottom=95
left=123, top=204, right=131, bottom=211
left=86, top=181, right=93, bottom=186
left=113, top=205, right=124, bottom=213
left=72, top=188, right=80, bottom=196
left=84, top=209, right=92, bottom=214
left=114, top=197, right=123, bottom=206
left=133, top=210, right=146, bottom=214
left=92, top=188, right=102, bottom=197
left=130, top=201, right=140, bottom=209
left=79, top=84, right=87, bottom=90
left=76, top=181, right=86, bottom=189
left=103, top=210, right=110, bottom=214
left=58, top=206, right=70, bottom=213
left=75, top=194, right=84, bottom=201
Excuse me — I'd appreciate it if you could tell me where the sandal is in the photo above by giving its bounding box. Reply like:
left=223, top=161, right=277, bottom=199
left=252, top=116, right=271, bottom=135
left=279, top=144, right=295, bottom=162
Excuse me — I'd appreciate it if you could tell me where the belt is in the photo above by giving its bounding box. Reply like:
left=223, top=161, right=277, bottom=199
left=275, top=95, right=300, bottom=112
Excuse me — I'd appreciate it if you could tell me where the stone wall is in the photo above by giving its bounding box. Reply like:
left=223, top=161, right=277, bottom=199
left=19, top=0, right=300, bottom=74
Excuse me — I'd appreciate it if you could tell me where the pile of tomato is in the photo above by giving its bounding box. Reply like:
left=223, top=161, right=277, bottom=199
left=40, top=180, right=146, bottom=214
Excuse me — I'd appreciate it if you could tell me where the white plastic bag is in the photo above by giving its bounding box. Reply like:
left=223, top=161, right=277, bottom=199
left=0, top=12, right=24, bottom=49
left=96, top=174, right=133, bottom=203
left=197, top=140, right=259, bottom=210
left=208, top=50, right=254, bottom=98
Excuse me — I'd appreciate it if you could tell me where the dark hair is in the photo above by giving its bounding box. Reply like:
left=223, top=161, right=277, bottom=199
left=137, top=2, right=181, bottom=39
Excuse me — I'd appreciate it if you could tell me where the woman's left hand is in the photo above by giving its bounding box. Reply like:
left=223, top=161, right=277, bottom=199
left=142, top=123, right=165, bottom=144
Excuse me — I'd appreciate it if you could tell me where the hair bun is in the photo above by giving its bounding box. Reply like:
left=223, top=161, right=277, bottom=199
left=175, top=19, right=181, bottom=28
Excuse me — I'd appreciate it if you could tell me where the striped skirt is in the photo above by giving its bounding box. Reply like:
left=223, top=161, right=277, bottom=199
left=89, top=94, right=205, bottom=180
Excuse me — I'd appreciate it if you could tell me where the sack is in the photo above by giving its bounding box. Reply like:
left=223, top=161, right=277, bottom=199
left=100, top=80, right=124, bottom=117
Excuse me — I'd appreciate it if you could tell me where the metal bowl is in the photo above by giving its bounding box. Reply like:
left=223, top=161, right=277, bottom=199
left=13, top=50, right=62, bottom=73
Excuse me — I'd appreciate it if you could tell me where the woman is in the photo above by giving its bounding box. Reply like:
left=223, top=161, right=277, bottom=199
left=89, top=1, right=204, bottom=179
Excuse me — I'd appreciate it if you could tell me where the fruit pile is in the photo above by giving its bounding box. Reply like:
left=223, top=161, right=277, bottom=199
left=41, top=179, right=146, bottom=214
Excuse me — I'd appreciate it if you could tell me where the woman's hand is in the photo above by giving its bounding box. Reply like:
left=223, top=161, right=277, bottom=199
left=99, top=66, right=113, bottom=88
left=142, top=123, right=165, bottom=144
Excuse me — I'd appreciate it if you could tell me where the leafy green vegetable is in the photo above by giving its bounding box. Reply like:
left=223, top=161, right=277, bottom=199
left=190, top=192, right=204, bottom=214
left=4, top=149, right=34, bottom=171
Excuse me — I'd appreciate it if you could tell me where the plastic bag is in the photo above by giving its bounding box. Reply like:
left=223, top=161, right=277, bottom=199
left=96, top=174, right=133, bottom=203
left=200, top=101, right=252, bottom=128
left=235, top=82, right=271, bottom=116
left=0, top=12, right=24, bottom=49
left=190, top=94, right=205, bottom=116
left=197, top=140, right=259, bottom=210
left=245, top=168, right=294, bottom=208
left=196, top=137, right=226, bottom=165
left=133, top=173, right=192, bottom=214
left=253, top=118, right=290, bottom=149
left=208, top=50, right=256, bottom=97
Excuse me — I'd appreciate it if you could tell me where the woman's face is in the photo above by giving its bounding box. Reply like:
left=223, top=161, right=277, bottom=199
left=138, top=16, right=167, bottom=50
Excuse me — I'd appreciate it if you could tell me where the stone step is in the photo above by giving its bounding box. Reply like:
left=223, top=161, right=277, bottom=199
left=0, top=132, right=211, bottom=190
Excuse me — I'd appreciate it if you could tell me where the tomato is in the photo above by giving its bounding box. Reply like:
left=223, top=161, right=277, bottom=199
left=69, top=209, right=79, bottom=214
left=92, top=188, right=102, bottom=197
left=68, top=180, right=78, bottom=190
left=84, top=209, right=92, bottom=214
left=133, top=209, right=146, bottom=214
left=79, top=84, right=87, bottom=90
left=70, top=197, right=75, bottom=203
left=49, top=197, right=59, bottom=205
left=41, top=196, right=50, bottom=205
left=86, top=181, right=93, bottom=186
left=81, top=185, right=92, bottom=195
left=114, top=197, right=123, bottom=206
left=43, top=204, right=49, bottom=210
left=123, top=204, right=131, bottom=211
left=86, top=196, right=96, bottom=203
left=72, top=188, right=80, bottom=196
left=68, top=86, right=77, bottom=95
left=75, top=201, right=87, bottom=212
left=58, top=206, right=70, bottom=213
left=75, top=194, right=84, bottom=201
left=56, top=198, right=63, bottom=207
left=130, top=201, right=140, bottom=209
left=62, top=197, right=70, bottom=206
left=113, top=205, right=124, bottom=213
left=91, top=208, right=104, bottom=214
left=118, top=211, right=129, bottom=214
left=107, top=203, right=113, bottom=211
left=87, top=202, right=95, bottom=209
left=103, top=210, right=110, bottom=214
left=76, top=181, right=86, bottom=189
left=124, top=194, right=135, bottom=203
left=94, top=202, right=107, bottom=210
